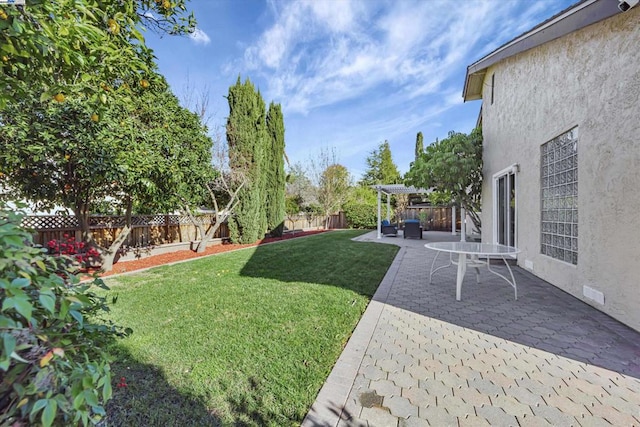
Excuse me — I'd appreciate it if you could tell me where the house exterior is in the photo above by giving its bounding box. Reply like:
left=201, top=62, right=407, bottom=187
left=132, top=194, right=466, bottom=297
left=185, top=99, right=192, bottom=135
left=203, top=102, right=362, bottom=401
left=463, top=0, right=640, bottom=331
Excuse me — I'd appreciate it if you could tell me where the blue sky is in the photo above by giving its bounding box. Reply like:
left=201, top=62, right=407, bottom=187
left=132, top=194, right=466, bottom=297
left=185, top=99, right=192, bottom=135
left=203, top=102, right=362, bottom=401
left=145, top=0, right=576, bottom=180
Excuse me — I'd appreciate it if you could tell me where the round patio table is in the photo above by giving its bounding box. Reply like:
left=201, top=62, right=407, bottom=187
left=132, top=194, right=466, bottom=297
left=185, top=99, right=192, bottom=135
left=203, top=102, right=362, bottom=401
left=425, top=242, right=521, bottom=301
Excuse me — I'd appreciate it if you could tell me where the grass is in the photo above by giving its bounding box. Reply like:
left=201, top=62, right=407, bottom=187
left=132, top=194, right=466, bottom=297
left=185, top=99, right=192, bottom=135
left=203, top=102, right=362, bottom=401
left=102, top=230, right=399, bottom=426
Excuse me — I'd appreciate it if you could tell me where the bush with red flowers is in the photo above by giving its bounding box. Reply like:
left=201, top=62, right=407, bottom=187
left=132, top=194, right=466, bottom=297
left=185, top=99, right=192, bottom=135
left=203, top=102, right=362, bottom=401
left=47, top=234, right=101, bottom=269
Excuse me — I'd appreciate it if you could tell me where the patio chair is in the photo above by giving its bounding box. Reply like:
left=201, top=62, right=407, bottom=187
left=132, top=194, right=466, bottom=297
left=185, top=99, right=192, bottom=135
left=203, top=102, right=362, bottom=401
left=403, top=219, right=423, bottom=239
left=381, top=219, right=398, bottom=237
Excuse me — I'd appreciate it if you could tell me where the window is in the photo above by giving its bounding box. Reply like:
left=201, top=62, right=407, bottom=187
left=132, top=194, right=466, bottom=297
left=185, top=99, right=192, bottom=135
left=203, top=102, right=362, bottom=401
left=540, top=128, right=578, bottom=265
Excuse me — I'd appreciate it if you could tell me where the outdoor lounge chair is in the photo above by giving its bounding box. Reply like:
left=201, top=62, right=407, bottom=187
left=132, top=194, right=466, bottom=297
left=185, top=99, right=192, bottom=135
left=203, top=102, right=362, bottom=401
left=381, top=219, right=398, bottom=236
left=403, top=219, right=423, bottom=239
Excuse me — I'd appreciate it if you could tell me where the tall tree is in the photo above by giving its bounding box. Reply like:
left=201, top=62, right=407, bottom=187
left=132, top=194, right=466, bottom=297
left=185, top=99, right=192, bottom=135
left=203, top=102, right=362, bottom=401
left=310, top=148, right=351, bottom=228
left=226, top=77, right=267, bottom=243
left=265, top=102, right=286, bottom=237
left=405, top=128, right=483, bottom=231
left=360, top=140, right=401, bottom=186
left=415, top=132, right=424, bottom=161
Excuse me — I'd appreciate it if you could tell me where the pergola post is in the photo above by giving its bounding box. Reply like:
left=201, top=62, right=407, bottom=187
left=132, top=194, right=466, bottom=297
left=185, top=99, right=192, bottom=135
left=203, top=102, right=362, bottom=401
left=452, top=206, right=456, bottom=235
left=376, top=187, right=382, bottom=239
left=386, top=194, right=391, bottom=222
left=461, top=207, right=466, bottom=242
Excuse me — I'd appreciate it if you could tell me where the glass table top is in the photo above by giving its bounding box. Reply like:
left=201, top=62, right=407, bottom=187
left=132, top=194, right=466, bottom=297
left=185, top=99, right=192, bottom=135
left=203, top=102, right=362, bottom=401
left=425, top=241, right=520, bottom=255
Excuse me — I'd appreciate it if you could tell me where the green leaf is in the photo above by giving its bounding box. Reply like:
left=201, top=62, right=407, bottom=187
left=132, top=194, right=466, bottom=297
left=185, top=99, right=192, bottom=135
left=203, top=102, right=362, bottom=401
left=30, top=399, right=48, bottom=419
left=72, top=392, right=85, bottom=410
left=84, top=390, right=99, bottom=407
left=4, top=235, right=25, bottom=247
left=102, top=378, right=112, bottom=401
left=39, top=91, right=53, bottom=102
left=11, top=277, right=31, bottom=289
left=3, top=295, right=33, bottom=321
left=39, top=293, right=56, bottom=314
left=3, top=333, right=16, bottom=356
left=42, top=399, right=57, bottom=427
left=69, top=310, right=83, bottom=326
left=11, top=351, right=30, bottom=363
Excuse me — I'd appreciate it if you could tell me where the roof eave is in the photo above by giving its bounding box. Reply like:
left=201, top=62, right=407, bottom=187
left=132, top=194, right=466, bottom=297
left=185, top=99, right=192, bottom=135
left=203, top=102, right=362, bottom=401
left=462, top=0, right=621, bottom=102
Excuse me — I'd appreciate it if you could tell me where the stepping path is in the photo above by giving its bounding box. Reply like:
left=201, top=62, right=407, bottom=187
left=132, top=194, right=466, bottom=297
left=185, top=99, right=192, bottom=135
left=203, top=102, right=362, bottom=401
left=303, top=231, right=640, bottom=426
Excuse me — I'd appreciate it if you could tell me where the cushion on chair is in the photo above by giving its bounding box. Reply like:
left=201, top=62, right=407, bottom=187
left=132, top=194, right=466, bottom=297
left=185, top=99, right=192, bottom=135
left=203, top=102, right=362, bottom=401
left=405, top=219, right=419, bottom=224
left=381, top=219, right=390, bottom=226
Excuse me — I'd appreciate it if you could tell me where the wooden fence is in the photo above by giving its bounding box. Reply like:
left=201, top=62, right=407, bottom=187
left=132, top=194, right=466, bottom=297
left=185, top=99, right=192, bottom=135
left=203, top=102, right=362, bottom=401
left=401, top=206, right=459, bottom=231
left=284, top=212, right=346, bottom=231
left=22, top=214, right=228, bottom=248
left=22, top=212, right=344, bottom=248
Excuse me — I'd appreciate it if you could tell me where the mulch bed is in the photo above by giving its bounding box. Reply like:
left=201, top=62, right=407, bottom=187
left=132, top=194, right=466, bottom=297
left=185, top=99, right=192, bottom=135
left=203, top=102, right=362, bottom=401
left=94, top=230, right=327, bottom=278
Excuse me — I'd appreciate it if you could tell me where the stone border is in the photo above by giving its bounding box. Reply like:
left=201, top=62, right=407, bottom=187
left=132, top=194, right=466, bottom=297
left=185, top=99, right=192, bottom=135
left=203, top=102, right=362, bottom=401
left=301, top=246, right=406, bottom=426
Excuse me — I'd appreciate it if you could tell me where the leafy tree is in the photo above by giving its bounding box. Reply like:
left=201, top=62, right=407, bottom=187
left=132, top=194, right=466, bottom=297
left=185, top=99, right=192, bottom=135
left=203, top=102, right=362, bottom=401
left=319, top=164, right=351, bottom=227
left=415, top=132, right=424, bottom=161
left=0, top=96, right=131, bottom=270
left=405, top=128, right=483, bottom=231
left=0, top=80, right=213, bottom=270
left=265, top=102, right=286, bottom=237
left=0, top=1, right=195, bottom=110
left=360, top=140, right=401, bottom=186
left=226, top=77, right=267, bottom=243
left=309, top=148, right=351, bottom=228
left=286, top=163, right=317, bottom=211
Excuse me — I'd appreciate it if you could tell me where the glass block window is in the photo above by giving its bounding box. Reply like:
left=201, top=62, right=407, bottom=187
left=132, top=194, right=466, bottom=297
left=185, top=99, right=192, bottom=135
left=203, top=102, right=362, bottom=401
left=541, top=128, right=578, bottom=265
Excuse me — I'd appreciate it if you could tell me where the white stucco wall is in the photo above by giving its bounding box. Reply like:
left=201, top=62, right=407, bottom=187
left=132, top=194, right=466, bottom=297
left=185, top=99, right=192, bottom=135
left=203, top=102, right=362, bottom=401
left=480, top=8, right=640, bottom=331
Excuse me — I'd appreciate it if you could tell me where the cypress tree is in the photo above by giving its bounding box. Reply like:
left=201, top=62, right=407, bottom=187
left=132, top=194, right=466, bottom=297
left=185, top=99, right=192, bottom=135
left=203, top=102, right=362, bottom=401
left=226, top=77, right=267, bottom=243
left=415, top=131, right=424, bottom=161
left=265, top=102, right=286, bottom=237
left=361, top=140, right=401, bottom=185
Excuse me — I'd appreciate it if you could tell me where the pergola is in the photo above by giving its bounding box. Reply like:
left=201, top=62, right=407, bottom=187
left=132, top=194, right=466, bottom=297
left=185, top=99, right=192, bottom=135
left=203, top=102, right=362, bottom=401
left=372, top=184, right=464, bottom=240
left=372, top=184, right=429, bottom=239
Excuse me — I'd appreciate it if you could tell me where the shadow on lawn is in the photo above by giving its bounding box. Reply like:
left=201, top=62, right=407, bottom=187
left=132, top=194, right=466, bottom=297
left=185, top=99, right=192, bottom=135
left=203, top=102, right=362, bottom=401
left=105, top=346, right=222, bottom=427
left=105, top=346, right=303, bottom=426
left=239, top=230, right=399, bottom=298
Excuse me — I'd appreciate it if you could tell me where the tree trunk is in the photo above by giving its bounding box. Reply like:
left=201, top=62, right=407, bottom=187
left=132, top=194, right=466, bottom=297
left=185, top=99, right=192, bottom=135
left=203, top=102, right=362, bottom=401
left=100, top=197, right=133, bottom=272
left=194, top=181, right=244, bottom=253
left=73, top=202, right=96, bottom=246
left=181, top=203, right=207, bottom=248
left=195, top=215, right=224, bottom=253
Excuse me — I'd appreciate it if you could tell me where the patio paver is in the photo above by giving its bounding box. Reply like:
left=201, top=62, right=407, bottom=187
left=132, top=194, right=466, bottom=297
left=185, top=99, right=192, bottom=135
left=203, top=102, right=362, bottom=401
left=302, top=230, right=640, bottom=426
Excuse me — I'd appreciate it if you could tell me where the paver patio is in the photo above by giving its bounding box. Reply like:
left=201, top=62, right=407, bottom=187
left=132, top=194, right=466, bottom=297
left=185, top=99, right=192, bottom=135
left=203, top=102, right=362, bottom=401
left=303, top=231, right=640, bottom=426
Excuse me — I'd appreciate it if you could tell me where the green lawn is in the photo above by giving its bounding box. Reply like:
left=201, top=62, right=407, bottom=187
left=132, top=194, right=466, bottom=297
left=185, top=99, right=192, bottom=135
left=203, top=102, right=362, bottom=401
left=103, top=230, right=398, bottom=426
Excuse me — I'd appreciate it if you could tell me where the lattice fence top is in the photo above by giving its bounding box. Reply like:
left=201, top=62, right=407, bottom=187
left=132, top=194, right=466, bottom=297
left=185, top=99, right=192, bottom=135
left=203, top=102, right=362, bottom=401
left=22, top=215, right=78, bottom=230
left=22, top=214, right=217, bottom=231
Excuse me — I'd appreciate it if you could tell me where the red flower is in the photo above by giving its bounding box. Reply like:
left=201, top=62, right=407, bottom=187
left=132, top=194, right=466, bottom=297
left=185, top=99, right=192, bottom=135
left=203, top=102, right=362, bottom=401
left=117, top=377, right=128, bottom=388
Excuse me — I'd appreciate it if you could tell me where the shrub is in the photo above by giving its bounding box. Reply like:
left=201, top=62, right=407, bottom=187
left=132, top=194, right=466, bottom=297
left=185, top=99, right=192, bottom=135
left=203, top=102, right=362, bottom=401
left=343, top=203, right=377, bottom=229
left=47, top=235, right=101, bottom=270
left=0, top=205, right=130, bottom=426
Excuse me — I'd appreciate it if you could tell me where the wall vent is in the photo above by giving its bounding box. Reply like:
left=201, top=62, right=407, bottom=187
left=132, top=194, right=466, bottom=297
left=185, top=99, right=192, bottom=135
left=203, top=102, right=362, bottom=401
left=583, top=285, right=605, bottom=305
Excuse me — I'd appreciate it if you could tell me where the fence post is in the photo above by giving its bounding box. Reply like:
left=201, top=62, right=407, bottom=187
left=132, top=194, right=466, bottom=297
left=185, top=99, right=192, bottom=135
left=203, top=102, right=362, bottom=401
left=164, top=214, right=170, bottom=243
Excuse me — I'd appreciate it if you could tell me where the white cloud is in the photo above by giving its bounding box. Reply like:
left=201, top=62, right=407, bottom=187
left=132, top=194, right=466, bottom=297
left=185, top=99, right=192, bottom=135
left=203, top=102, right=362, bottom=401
left=225, top=0, right=574, bottom=173
left=189, top=28, right=211, bottom=46
left=239, top=0, right=523, bottom=115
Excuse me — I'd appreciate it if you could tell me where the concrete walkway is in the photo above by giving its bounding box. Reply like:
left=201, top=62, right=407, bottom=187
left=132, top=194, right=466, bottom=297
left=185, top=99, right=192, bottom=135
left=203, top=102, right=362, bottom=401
left=303, top=231, right=640, bottom=426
